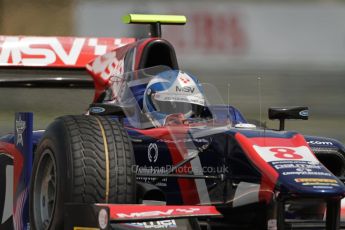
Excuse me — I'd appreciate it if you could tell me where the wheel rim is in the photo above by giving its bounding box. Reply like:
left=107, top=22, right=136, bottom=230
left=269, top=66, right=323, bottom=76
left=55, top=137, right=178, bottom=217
left=33, top=149, right=57, bottom=229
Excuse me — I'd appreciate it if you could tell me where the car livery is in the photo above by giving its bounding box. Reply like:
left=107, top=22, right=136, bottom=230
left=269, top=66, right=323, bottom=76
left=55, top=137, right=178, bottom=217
left=0, top=14, right=345, bottom=230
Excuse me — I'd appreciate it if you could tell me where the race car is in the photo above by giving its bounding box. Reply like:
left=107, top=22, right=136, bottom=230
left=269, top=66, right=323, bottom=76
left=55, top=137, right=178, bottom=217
left=1, top=14, right=345, bottom=230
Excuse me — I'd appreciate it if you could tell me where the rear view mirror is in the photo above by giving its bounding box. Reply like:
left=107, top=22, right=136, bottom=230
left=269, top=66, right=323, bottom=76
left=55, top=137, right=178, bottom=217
left=269, top=106, right=309, bottom=130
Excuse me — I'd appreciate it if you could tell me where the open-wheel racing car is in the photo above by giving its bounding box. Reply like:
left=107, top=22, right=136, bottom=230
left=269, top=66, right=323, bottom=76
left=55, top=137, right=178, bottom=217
left=1, top=14, right=345, bottom=230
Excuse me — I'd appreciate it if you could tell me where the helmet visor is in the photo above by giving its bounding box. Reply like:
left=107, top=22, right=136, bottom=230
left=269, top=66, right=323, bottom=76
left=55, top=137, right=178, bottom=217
left=152, top=98, right=194, bottom=117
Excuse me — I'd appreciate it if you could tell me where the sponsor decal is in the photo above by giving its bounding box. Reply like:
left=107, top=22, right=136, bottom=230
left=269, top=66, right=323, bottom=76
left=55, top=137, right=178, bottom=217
left=175, top=86, right=195, bottom=93
left=273, top=162, right=322, bottom=170
left=307, top=140, right=334, bottom=146
left=271, top=161, right=332, bottom=176
left=294, top=178, right=339, bottom=186
left=117, top=210, right=173, bottom=218
left=295, top=167, right=313, bottom=172
left=281, top=171, right=332, bottom=176
left=0, top=36, right=132, bottom=67
left=15, top=116, right=26, bottom=146
left=313, top=186, right=334, bottom=189
left=116, top=208, right=200, bottom=218
left=153, top=72, right=205, bottom=106
left=91, top=52, right=125, bottom=82
left=176, top=208, right=200, bottom=213
left=125, top=219, right=177, bottom=229
left=299, top=110, right=309, bottom=117
left=148, top=143, right=159, bottom=163
left=90, top=107, right=106, bottom=114
left=179, top=76, right=190, bottom=84
left=107, top=205, right=221, bottom=222
left=295, top=178, right=337, bottom=183
left=74, top=228, right=100, bottom=230
left=155, top=93, right=205, bottom=106
left=0, top=37, right=85, bottom=65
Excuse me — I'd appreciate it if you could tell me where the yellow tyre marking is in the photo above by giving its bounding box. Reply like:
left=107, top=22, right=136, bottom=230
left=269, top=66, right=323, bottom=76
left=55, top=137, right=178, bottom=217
left=95, top=117, right=110, bottom=203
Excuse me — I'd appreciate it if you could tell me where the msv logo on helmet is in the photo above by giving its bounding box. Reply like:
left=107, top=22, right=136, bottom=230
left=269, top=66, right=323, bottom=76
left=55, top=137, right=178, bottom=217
left=176, top=86, right=195, bottom=93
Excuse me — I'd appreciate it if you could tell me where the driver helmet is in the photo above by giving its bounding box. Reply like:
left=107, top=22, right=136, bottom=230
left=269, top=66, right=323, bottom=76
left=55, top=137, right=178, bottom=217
left=143, top=70, right=206, bottom=127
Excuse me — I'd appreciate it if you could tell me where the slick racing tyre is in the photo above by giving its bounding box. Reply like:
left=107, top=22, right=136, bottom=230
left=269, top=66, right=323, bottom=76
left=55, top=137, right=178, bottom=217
left=29, top=115, right=136, bottom=230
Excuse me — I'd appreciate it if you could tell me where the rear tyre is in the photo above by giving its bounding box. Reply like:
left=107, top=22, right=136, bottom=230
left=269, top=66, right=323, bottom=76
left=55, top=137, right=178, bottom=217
left=29, top=115, right=135, bottom=230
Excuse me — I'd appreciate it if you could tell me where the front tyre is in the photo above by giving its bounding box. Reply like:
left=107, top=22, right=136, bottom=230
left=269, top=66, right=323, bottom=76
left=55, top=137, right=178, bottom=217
left=29, top=115, right=136, bottom=230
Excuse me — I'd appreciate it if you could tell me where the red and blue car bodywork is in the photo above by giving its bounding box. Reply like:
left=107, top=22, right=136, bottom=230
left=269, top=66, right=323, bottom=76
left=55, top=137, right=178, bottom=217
left=1, top=15, right=345, bottom=229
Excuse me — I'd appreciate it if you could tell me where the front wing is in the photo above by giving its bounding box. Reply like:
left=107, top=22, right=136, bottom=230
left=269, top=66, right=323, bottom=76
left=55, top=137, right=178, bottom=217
left=64, top=203, right=221, bottom=230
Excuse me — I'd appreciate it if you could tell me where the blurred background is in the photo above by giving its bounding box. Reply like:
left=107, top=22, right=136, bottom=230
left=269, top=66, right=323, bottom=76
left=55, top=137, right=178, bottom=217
left=0, top=0, right=344, bottom=143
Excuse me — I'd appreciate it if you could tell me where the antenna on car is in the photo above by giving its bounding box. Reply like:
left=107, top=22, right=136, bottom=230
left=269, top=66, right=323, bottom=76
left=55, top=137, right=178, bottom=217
left=122, top=14, right=187, bottom=38
left=227, top=83, right=231, bottom=125
left=257, top=76, right=262, bottom=127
